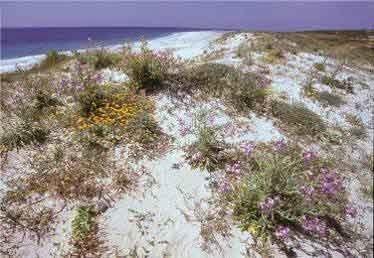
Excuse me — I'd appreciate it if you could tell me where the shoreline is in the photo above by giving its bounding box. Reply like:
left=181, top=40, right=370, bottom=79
left=0, top=30, right=224, bottom=73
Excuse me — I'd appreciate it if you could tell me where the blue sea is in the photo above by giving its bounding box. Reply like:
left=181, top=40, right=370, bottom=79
left=1, top=27, right=203, bottom=60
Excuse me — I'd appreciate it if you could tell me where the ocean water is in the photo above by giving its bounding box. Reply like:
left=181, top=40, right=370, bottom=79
left=0, top=27, right=201, bottom=60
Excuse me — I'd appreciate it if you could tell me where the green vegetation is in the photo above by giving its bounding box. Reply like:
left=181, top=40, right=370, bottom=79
left=228, top=144, right=356, bottom=255
left=39, top=50, right=68, bottom=69
left=121, top=42, right=177, bottom=92
left=321, top=75, right=354, bottom=93
left=236, top=42, right=253, bottom=66
left=271, top=100, right=327, bottom=137
left=314, top=62, right=326, bottom=72
left=316, top=91, right=345, bottom=107
left=185, top=111, right=227, bottom=172
left=175, top=63, right=270, bottom=113
left=72, top=206, right=95, bottom=241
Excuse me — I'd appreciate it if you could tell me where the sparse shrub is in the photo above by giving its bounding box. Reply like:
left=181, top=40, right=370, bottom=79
left=271, top=100, right=326, bottom=137
left=93, top=50, right=121, bottom=70
left=185, top=110, right=228, bottom=172
left=39, top=50, right=67, bottom=69
left=314, top=62, right=325, bottom=72
left=72, top=206, right=95, bottom=241
left=228, top=143, right=358, bottom=256
left=121, top=42, right=177, bottom=92
left=175, top=63, right=270, bottom=113
left=349, top=126, right=368, bottom=140
left=236, top=42, right=253, bottom=66
left=263, top=48, right=283, bottom=63
left=0, top=119, right=49, bottom=152
left=77, top=84, right=107, bottom=117
left=316, top=91, right=345, bottom=107
left=321, top=75, right=353, bottom=93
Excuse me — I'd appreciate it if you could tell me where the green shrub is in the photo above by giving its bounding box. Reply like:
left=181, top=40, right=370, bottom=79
left=176, top=63, right=270, bottom=113
left=313, top=62, right=325, bottom=72
left=263, top=48, right=283, bottom=63
left=0, top=119, right=49, bottom=151
left=185, top=110, right=227, bottom=172
left=230, top=145, right=355, bottom=255
left=93, top=50, right=121, bottom=70
left=78, top=84, right=107, bottom=117
left=321, top=75, right=353, bottom=93
left=72, top=206, right=95, bottom=241
left=271, top=101, right=326, bottom=137
left=236, top=42, right=253, bottom=66
left=121, top=42, right=176, bottom=92
left=316, top=91, right=345, bottom=107
left=39, top=50, right=67, bottom=69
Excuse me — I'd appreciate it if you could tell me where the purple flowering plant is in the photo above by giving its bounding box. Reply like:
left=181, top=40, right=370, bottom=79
left=227, top=142, right=356, bottom=254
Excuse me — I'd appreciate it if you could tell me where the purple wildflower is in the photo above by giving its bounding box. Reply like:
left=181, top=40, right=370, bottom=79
left=301, top=216, right=327, bottom=237
left=226, top=161, right=241, bottom=176
left=241, top=142, right=255, bottom=156
left=259, top=196, right=280, bottom=214
left=319, top=168, right=344, bottom=196
left=274, top=139, right=287, bottom=152
left=303, top=150, right=317, bottom=163
left=344, top=205, right=358, bottom=218
left=300, top=185, right=315, bottom=200
left=275, top=225, right=290, bottom=240
left=218, top=180, right=232, bottom=193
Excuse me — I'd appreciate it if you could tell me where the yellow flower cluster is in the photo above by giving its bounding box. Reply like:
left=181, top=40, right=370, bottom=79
left=76, top=102, right=138, bottom=130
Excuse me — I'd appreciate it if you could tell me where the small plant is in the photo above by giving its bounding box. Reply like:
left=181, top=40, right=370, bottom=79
left=93, top=49, right=121, bottom=70
left=271, top=100, right=326, bottom=137
left=263, top=48, right=283, bottom=63
left=313, top=62, right=325, bottom=72
left=236, top=42, right=253, bottom=66
left=0, top=119, right=49, bottom=152
left=77, top=84, right=107, bottom=117
left=321, top=75, right=353, bottom=93
left=72, top=206, right=95, bottom=241
left=39, top=50, right=67, bottom=69
left=185, top=110, right=227, bottom=172
left=316, top=91, right=345, bottom=107
left=121, top=42, right=177, bottom=92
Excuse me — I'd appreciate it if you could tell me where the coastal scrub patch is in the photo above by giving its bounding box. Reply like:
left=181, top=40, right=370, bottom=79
left=271, top=100, right=327, bottom=138
left=223, top=143, right=360, bottom=256
left=120, top=42, right=179, bottom=92
left=315, top=91, right=345, bottom=107
left=184, top=110, right=228, bottom=172
left=321, top=75, right=354, bottom=94
left=174, top=63, right=270, bottom=113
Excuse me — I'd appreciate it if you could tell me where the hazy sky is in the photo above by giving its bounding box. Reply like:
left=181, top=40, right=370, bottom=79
left=1, top=1, right=373, bottom=30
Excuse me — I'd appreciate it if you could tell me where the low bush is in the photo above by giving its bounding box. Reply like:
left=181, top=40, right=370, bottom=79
left=39, top=50, right=68, bottom=69
left=175, top=63, right=270, bottom=113
left=0, top=119, right=49, bottom=152
left=77, top=84, right=107, bottom=117
left=93, top=50, right=121, bottom=70
left=263, top=48, right=284, bottom=63
left=313, top=62, right=325, bottom=72
left=184, top=110, right=228, bottom=172
left=227, top=143, right=358, bottom=256
left=236, top=42, right=253, bottom=66
left=321, top=75, right=353, bottom=94
left=72, top=206, right=95, bottom=241
left=121, top=42, right=178, bottom=92
left=271, top=100, right=327, bottom=137
left=316, top=91, right=345, bottom=107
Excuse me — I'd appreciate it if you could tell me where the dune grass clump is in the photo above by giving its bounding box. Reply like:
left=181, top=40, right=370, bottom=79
left=313, top=62, right=326, bottom=72
left=316, top=91, right=345, bottom=107
left=271, top=100, right=327, bottom=138
left=321, top=75, right=354, bottom=94
left=39, top=50, right=68, bottom=69
left=236, top=42, right=253, bottom=66
left=184, top=110, right=228, bottom=172
left=225, top=143, right=359, bottom=256
left=175, top=63, right=270, bottom=113
left=263, top=48, right=284, bottom=64
left=121, top=42, right=178, bottom=92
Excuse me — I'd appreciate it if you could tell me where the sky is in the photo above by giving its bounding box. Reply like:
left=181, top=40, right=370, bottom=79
left=1, top=1, right=373, bottom=31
